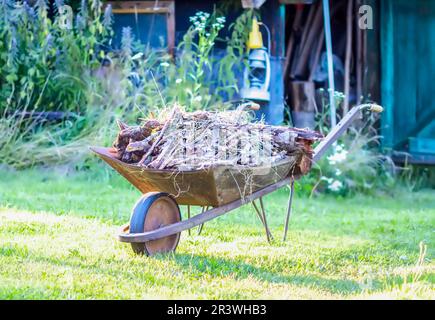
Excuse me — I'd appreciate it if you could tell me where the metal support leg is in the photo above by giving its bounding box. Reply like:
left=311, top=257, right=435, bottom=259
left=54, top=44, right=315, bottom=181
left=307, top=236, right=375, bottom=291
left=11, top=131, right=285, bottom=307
left=260, top=197, right=273, bottom=242
left=253, top=198, right=273, bottom=243
left=252, top=201, right=266, bottom=241
left=197, top=206, right=208, bottom=235
left=283, top=181, right=295, bottom=241
left=252, top=201, right=265, bottom=225
left=187, top=205, right=191, bottom=235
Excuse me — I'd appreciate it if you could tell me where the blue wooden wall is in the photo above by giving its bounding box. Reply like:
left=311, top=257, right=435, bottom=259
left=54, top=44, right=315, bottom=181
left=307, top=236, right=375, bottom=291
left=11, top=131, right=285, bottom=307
left=381, top=0, right=435, bottom=163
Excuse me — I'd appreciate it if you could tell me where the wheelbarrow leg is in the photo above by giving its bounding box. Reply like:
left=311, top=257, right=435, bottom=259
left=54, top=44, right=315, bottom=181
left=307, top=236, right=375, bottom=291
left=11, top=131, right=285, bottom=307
left=252, top=198, right=273, bottom=243
left=259, top=197, right=273, bottom=241
left=283, top=180, right=295, bottom=241
left=252, top=201, right=266, bottom=229
left=197, top=206, right=208, bottom=235
left=187, top=205, right=191, bottom=235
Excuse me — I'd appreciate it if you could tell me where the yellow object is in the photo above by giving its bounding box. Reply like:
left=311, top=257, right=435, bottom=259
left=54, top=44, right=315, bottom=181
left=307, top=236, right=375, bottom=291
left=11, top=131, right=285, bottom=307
left=247, top=17, right=263, bottom=49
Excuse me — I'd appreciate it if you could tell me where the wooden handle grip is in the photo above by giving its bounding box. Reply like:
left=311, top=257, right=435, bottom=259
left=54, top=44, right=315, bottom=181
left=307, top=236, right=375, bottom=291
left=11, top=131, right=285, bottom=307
left=370, top=104, right=383, bottom=113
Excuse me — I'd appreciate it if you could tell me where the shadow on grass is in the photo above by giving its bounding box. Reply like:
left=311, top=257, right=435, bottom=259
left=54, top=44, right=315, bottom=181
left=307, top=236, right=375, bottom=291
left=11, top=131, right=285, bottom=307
left=3, top=234, right=423, bottom=298
left=1, top=242, right=365, bottom=296
left=166, top=253, right=364, bottom=295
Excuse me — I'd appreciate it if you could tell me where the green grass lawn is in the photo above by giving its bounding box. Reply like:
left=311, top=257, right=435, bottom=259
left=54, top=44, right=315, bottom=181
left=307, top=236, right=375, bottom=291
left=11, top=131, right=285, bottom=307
left=0, top=167, right=433, bottom=299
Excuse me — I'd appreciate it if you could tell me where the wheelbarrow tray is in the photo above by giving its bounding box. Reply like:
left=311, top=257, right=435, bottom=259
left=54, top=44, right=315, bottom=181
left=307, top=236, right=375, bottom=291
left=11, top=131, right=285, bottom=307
left=90, top=147, right=296, bottom=207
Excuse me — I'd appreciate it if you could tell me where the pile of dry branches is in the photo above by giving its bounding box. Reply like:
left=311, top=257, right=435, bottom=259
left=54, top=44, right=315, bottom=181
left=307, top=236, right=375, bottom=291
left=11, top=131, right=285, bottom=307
left=113, top=106, right=322, bottom=173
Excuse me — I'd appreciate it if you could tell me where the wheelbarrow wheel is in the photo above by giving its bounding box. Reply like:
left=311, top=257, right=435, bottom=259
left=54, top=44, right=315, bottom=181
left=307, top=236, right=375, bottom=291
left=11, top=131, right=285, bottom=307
left=129, top=192, right=181, bottom=256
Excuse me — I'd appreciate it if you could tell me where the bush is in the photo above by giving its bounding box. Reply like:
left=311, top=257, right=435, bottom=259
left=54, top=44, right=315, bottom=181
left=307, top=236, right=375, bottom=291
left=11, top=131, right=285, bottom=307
left=0, top=4, right=249, bottom=169
left=0, top=0, right=112, bottom=113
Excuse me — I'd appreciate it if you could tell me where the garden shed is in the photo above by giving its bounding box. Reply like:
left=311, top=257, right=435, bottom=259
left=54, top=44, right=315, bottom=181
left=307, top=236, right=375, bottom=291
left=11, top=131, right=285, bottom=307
left=380, top=0, right=435, bottom=164
left=282, top=0, right=434, bottom=165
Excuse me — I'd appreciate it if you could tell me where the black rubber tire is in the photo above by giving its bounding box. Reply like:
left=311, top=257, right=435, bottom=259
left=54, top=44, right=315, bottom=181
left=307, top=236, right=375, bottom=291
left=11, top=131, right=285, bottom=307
left=129, top=192, right=181, bottom=256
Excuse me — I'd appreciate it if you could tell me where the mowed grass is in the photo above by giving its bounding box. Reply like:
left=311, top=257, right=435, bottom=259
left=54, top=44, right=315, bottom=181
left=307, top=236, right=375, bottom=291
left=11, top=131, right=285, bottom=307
left=0, top=167, right=433, bottom=299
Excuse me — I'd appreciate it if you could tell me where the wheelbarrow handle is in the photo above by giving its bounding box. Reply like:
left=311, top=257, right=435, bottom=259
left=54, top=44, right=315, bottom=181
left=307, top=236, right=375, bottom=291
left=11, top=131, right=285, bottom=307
left=369, top=104, right=384, bottom=113
left=312, top=103, right=383, bottom=163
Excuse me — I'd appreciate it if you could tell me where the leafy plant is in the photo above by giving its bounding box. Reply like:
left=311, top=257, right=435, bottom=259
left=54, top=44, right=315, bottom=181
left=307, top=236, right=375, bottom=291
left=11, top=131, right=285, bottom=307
left=0, top=0, right=111, bottom=114
left=173, top=11, right=226, bottom=110
left=216, top=9, right=256, bottom=99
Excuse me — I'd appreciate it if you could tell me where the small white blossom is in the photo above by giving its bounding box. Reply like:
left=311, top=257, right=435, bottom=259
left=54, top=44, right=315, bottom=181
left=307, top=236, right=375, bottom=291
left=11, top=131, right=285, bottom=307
left=175, top=78, right=182, bottom=84
left=160, top=62, right=170, bottom=68
left=328, top=180, right=343, bottom=192
left=335, top=144, right=344, bottom=152
left=321, top=176, right=333, bottom=184
left=328, top=146, right=348, bottom=165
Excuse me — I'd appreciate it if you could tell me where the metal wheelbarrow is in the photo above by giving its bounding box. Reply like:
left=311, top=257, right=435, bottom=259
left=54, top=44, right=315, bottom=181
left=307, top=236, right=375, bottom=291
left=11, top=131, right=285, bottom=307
left=91, top=104, right=383, bottom=256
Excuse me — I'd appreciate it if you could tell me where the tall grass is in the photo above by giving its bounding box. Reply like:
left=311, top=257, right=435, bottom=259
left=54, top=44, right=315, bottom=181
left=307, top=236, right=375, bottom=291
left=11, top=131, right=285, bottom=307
left=0, top=76, right=121, bottom=168
left=0, top=0, right=119, bottom=168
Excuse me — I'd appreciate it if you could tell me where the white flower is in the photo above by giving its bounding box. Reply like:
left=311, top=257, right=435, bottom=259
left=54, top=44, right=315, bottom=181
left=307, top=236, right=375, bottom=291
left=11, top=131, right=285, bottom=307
left=175, top=78, right=182, bottom=84
left=335, top=168, right=342, bottom=176
left=321, top=176, right=333, bottom=184
left=194, top=96, right=202, bottom=102
left=160, top=62, right=170, bottom=68
left=217, top=17, right=225, bottom=24
left=328, top=180, right=343, bottom=192
left=327, top=147, right=348, bottom=165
